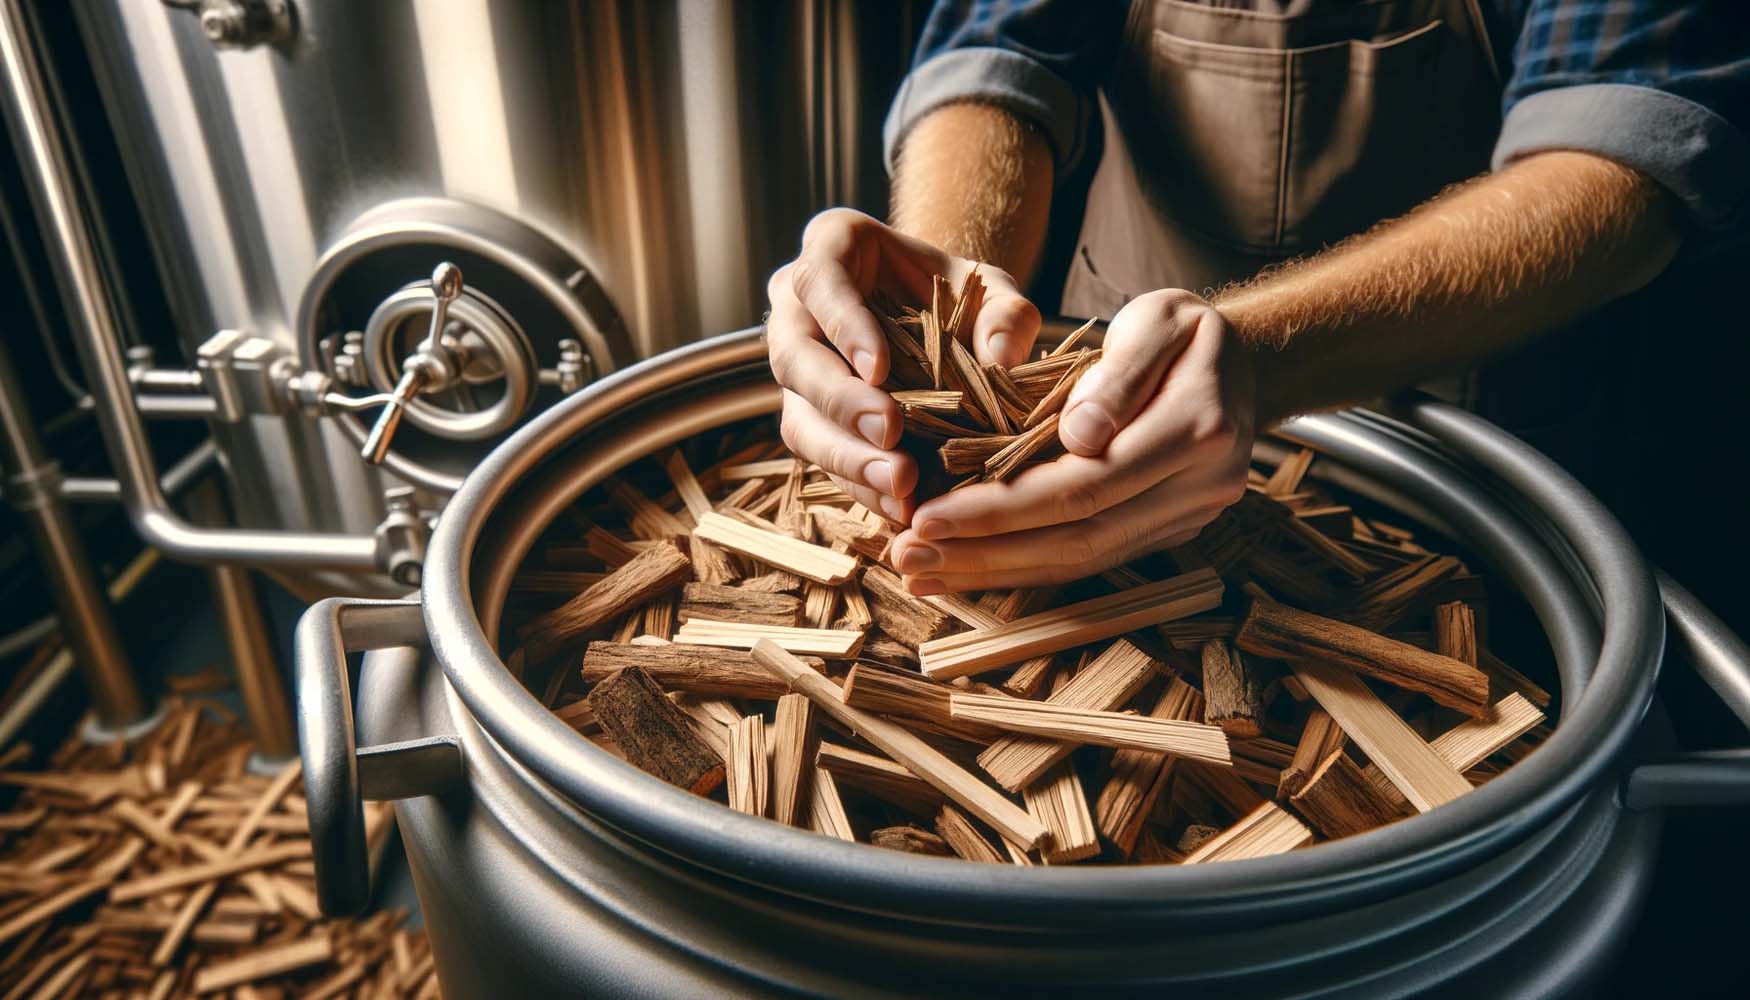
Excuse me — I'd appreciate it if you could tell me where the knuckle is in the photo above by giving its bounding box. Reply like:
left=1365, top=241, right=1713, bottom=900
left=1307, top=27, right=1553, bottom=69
left=789, top=253, right=825, bottom=302
left=766, top=263, right=795, bottom=301
left=1056, top=480, right=1105, bottom=523
left=768, top=348, right=796, bottom=387
left=801, top=207, right=867, bottom=247
left=821, top=439, right=855, bottom=479
left=818, top=382, right=866, bottom=430
left=1133, top=288, right=1204, bottom=322
left=1193, top=412, right=1239, bottom=452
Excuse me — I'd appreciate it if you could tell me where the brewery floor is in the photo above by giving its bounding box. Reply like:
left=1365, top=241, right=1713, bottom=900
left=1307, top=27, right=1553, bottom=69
left=2, top=564, right=425, bottom=929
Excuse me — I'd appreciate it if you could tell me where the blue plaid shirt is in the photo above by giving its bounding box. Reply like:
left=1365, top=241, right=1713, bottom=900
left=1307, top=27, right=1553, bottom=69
left=885, top=0, right=1750, bottom=228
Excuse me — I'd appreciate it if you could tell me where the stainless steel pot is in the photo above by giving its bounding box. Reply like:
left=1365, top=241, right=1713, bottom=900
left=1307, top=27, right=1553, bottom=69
left=297, top=327, right=1750, bottom=997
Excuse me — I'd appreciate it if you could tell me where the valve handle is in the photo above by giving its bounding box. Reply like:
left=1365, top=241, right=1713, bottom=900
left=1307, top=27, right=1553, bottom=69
left=359, top=263, right=464, bottom=465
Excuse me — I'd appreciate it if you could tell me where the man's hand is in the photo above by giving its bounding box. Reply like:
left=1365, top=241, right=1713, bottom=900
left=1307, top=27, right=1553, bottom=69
left=766, top=208, right=1041, bottom=523
left=889, top=290, right=1255, bottom=594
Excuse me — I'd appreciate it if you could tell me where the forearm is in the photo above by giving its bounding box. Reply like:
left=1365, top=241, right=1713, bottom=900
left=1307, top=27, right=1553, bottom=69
left=890, top=102, right=1055, bottom=285
left=1215, top=151, right=1685, bottom=424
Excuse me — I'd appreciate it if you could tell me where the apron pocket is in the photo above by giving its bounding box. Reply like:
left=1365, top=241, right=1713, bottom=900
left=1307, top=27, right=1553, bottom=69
left=1122, top=19, right=1450, bottom=255
left=1281, top=20, right=1453, bottom=247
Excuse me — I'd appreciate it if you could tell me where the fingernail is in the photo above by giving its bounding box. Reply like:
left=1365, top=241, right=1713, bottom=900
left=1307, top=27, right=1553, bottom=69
left=856, top=412, right=890, bottom=447
left=987, top=333, right=1013, bottom=365
left=863, top=459, right=895, bottom=495
left=877, top=494, right=908, bottom=523
left=895, top=542, right=943, bottom=574
left=916, top=517, right=956, bottom=540
left=907, top=577, right=946, bottom=597
left=852, top=349, right=878, bottom=382
left=1061, top=401, right=1116, bottom=453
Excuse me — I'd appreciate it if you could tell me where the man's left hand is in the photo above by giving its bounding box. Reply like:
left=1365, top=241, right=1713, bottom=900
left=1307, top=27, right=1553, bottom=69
left=888, top=289, right=1255, bottom=594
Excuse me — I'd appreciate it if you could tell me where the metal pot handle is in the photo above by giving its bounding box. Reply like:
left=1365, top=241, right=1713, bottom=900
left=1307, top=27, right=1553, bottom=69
left=295, top=597, right=463, bottom=915
left=1623, top=573, right=1750, bottom=810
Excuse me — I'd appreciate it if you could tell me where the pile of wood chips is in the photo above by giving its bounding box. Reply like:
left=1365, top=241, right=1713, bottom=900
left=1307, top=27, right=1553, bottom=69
left=0, top=698, right=435, bottom=998
left=510, top=408, right=1553, bottom=866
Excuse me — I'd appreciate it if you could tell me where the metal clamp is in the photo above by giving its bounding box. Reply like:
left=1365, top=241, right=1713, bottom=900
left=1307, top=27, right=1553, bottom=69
left=295, top=597, right=459, bottom=916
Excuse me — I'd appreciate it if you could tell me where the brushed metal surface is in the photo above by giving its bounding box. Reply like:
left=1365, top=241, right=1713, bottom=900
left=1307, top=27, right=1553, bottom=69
left=67, top=0, right=924, bottom=554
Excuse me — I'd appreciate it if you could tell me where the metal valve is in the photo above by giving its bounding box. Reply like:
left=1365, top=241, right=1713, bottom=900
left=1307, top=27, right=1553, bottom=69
left=359, top=263, right=466, bottom=465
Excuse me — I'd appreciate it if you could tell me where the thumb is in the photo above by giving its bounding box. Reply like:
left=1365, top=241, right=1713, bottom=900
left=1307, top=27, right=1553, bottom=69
left=969, top=267, right=1041, bottom=369
left=1058, top=290, right=1199, bottom=456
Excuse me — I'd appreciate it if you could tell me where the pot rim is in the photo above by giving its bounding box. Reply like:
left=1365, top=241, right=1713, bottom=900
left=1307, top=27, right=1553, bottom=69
left=419, top=327, right=1662, bottom=918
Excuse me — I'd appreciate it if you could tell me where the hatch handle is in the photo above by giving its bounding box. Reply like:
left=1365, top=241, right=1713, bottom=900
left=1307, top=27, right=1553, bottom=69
left=295, top=597, right=460, bottom=915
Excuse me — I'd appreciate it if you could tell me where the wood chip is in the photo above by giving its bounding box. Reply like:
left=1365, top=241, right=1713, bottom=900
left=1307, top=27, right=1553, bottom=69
left=191, top=935, right=332, bottom=993
left=692, top=511, right=859, bottom=585
left=814, top=743, right=944, bottom=816
left=1023, top=762, right=1099, bottom=863
left=1181, top=803, right=1313, bottom=864
left=587, top=666, right=726, bottom=795
left=870, top=825, right=953, bottom=856
left=919, top=569, right=1223, bottom=680
left=1287, top=750, right=1412, bottom=838
left=950, top=695, right=1231, bottom=764
left=860, top=566, right=952, bottom=648
left=1236, top=598, right=1489, bottom=718
left=841, top=666, right=1003, bottom=744
left=726, top=716, right=769, bottom=817
left=770, top=694, right=817, bottom=827
left=582, top=641, right=824, bottom=700
left=805, top=767, right=856, bottom=842
left=672, top=619, right=865, bottom=659
left=933, top=805, right=1005, bottom=863
left=1291, top=661, right=1471, bottom=812
left=1279, top=708, right=1345, bottom=798
left=518, top=539, right=692, bottom=661
left=677, top=582, right=801, bottom=627
left=1200, top=640, right=1268, bottom=738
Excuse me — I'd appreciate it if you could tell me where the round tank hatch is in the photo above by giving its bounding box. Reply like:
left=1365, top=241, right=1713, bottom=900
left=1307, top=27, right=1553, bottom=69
left=296, top=197, right=631, bottom=493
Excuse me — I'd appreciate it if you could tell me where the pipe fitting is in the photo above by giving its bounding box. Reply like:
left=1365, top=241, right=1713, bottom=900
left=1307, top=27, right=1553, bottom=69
left=374, top=487, right=429, bottom=587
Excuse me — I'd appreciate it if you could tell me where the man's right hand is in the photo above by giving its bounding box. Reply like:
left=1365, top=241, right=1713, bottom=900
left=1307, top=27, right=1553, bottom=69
left=765, top=208, right=1041, bottom=524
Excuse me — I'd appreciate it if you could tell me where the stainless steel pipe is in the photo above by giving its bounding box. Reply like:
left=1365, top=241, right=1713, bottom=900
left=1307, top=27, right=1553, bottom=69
left=0, top=0, right=378, bottom=571
left=189, top=481, right=297, bottom=760
left=57, top=438, right=220, bottom=504
left=0, top=547, right=160, bottom=748
left=0, top=322, right=146, bottom=728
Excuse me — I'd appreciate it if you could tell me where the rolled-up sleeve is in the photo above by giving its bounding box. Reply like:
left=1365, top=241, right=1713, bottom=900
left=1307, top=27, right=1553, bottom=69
left=883, top=1, right=1127, bottom=179
left=1493, top=0, right=1750, bottom=230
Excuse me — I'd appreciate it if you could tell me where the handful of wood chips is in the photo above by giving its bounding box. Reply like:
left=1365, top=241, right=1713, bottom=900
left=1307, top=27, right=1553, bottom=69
left=509, top=399, right=1551, bottom=864
left=868, top=269, right=1099, bottom=498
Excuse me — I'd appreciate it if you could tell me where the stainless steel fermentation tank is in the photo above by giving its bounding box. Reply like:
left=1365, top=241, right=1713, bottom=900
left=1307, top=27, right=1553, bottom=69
left=57, top=0, right=923, bottom=593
